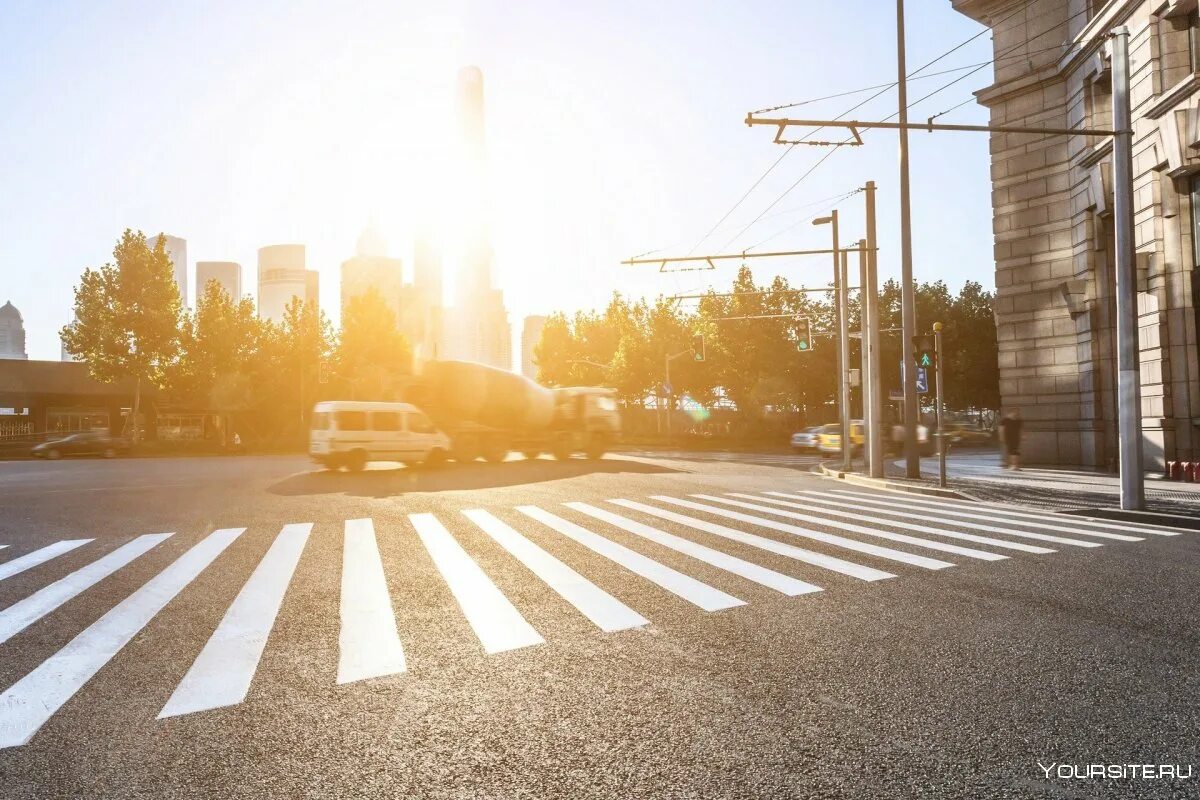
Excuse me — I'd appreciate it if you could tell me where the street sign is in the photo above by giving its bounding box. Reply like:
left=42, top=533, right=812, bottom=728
left=896, top=364, right=929, bottom=396
left=662, top=382, right=673, bottom=397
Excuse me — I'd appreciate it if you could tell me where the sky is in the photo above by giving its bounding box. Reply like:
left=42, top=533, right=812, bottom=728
left=0, top=0, right=995, bottom=362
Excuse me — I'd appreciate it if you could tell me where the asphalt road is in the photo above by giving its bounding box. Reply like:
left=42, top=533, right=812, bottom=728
left=0, top=451, right=1196, bottom=799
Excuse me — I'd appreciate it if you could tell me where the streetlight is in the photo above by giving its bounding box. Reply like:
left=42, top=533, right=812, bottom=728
left=814, top=212, right=851, bottom=472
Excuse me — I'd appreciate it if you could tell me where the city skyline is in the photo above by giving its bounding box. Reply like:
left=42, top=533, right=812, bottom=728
left=2, top=1, right=992, bottom=362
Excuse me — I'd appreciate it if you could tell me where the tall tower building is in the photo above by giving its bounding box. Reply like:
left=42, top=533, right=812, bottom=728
left=451, top=65, right=513, bottom=370
left=147, top=234, right=188, bottom=308
left=0, top=301, right=28, bottom=360
left=257, top=244, right=309, bottom=323
left=412, top=226, right=445, bottom=361
left=341, top=227, right=404, bottom=321
left=196, top=261, right=242, bottom=302
left=521, top=315, right=547, bottom=379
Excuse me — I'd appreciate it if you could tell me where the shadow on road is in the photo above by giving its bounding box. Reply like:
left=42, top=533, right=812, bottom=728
left=267, top=455, right=681, bottom=498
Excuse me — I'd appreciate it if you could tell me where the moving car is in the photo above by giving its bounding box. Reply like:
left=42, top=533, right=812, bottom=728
left=790, top=426, right=822, bottom=452
left=31, top=431, right=130, bottom=459
left=310, top=401, right=452, bottom=471
left=818, top=421, right=865, bottom=455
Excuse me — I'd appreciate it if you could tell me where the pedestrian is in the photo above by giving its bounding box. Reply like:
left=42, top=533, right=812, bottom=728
left=999, top=409, right=1023, bottom=470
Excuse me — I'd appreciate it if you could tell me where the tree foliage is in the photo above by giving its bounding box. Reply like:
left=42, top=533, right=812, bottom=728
left=61, top=230, right=183, bottom=440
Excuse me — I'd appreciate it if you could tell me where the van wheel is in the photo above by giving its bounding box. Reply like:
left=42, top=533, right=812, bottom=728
left=584, top=434, right=607, bottom=460
left=346, top=450, right=367, bottom=472
left=453, top=435, right=480, bottom=463
left=424, top=448, right=447, bottom=468
left=522, top=450, right=541, bottom=460
left=551, top=436, right=572, bottom=460
left=482, top=437, right=507, bottom=463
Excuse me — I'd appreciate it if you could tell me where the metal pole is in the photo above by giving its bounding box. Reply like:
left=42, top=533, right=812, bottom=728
left=896, top=0, right=920, bottom=478
left=839, top=249, right=852, bottom=473
left=665, top=353, right=673, bottom=444
left=858, top=240, right=871, bottom=476
left=865, top=182, right=884, bottom=478
left=1111, top=27, right=1145, bottom=510
left=934, top=323, right=946, bottom=488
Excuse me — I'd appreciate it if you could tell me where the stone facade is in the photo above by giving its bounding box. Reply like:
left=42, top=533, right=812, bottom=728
left=954, top=0, right=1200, bottom=469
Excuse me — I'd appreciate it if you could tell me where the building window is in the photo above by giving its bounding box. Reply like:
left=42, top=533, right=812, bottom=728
left=1190, top=176, right=1200, bottom=268
left=1157, top=10, right=1200, bottom=92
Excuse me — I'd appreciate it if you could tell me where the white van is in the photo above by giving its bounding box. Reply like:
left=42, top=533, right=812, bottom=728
left=310, top=401, right=452, bottom=471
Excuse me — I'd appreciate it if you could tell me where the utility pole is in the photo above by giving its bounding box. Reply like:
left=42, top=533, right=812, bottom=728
left=896, top=0, right=919, bottom=478
left=1111, top=27, right=1145, bottom=510
left=933, top=321, right=946, bottom=488
left=838, top=249, right=852, bottom=472
left=664, top=347, right=694, bottom=444
left=858, top=239, right=873, bottom=477
left=864, top=183, right=884, bottom=478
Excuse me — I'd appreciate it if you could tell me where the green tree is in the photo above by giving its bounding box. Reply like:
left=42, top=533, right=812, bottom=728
left=61, top=230, right=183, bottom=442
left=336, top=289, right=413, bottom=399
left=170, top=279, right=263, bottom=443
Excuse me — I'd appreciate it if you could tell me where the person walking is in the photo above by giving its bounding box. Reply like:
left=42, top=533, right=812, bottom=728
left=999, top=409, right=1023, bottom=470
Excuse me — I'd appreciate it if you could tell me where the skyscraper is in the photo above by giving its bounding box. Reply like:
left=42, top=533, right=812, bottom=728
left=257, top=244, right=309, bottom=323
left=196, top=261, right=242, bottom=302
left=0, top=302, right=28, bottom=360
left=521, top=315, right=547, bottom=379
left=451, top=65, right=513, bottom=370
left=341, top=227, right=404, bottom=320
left=147, top=234, right=188, bottom=308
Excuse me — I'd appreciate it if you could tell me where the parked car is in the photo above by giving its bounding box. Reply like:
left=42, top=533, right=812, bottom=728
left=818, top=421, right=865, bottom=455
left=945, top=423, right=996, bottom=446
left=31, top=431, right=130, bottom=459
left=790, top=426, right=822, bottom=452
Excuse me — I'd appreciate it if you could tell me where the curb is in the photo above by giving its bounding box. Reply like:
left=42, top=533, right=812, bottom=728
left=1058, top=507, right=1200, bottom=529
left=816, top=462, right=973, bottom=500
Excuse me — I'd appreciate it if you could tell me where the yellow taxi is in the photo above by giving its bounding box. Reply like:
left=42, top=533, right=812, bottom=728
left=817, top=421, right=865, bottom=454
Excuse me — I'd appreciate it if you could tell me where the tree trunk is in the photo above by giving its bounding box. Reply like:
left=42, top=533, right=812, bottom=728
left=130, top=375, right=142, bottom=446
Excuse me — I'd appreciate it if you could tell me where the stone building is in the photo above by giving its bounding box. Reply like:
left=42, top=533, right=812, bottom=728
left=954, top=0, right=1200, bottom=469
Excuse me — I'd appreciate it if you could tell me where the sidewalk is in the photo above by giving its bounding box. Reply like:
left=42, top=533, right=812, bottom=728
left=874, top=448, right=1200, bottom=517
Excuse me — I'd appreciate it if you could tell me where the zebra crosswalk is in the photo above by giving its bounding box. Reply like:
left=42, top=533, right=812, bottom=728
left=0, top=488, right=1188, bottom=748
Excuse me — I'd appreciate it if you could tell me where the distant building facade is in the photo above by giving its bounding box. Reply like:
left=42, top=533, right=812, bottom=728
left=0, top=301, right=28, bottom=360
left=340, top=227, right=445, bottom=364
left=954, top=0, right=1200, bottom=469
left=147, top=234, right=188, bottom=308
left=258, top=244, right=313, bottom=323
left=196, top=261, right=242, bottom=301
left=449, top=65, right=513, bottom=370
left=521, top=315, right=547, bottom=379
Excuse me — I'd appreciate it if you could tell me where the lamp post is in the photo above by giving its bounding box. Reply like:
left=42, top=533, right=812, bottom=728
left=813, top=211, right=849, bottom=472
left=933, top=321, right=946, bottom=488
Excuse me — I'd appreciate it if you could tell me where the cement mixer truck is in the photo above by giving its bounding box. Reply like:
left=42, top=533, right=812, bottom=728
left=402, top=360, right=620, bottom=462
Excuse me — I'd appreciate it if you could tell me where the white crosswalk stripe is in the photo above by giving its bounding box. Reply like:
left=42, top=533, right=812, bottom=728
left=411, top=512, right=544, bottom=654
left=516, top=505, right=746, bottom=612
left=829, top=489, right=1181, bottom=537
left=0, top=533, right=172, bottom=647
left=688, top=495, right=1007, bottom=563
left=746, top=493, right=1065, bottom=553
left=564, top=502, right=823, bottom=596
left=796, top=491, right=1137, bottom=544
left=650, top=496, right=961, bottom=569
left=463, top=509, right=648, bottom=632
left=606, top=499, right=895, bottom=582
left=0, top=527, right=243, bottom=749
left=337, top=519, right=406, bottom=684
left=0, top=539, right=93, bottom=582
left=160, top=523, right=311, bottom=718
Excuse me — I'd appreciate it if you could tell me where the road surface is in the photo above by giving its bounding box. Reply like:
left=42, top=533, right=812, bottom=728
left=0, top=452, right=1195, bottom=799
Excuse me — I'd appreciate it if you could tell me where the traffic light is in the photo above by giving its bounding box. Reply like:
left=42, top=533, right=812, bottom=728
left=913, top=333, right=936, bottom=368
left=692, top=333, right=705, bottom=362
left=795, top=317, right=813, bottom=352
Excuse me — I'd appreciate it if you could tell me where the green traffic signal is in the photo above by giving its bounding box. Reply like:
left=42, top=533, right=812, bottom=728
left=692, top=333, right=705, bottom=362
left=795, top=317, right=812, bottom=353
left=913, top=334, right=936, bottom=367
